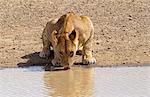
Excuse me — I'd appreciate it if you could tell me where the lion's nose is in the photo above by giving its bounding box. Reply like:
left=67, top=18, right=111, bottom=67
left=64, top=64, right=70, bottom=70
left=64, top=66, right=70, bottom=70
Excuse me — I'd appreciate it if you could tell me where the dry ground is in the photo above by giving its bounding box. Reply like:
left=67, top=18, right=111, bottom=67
left=0, top=0, right=150, bottom=67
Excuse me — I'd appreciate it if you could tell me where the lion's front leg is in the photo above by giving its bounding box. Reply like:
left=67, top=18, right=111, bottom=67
left=39, top=43, right=51, bottom=58
left=39, top=31, right=51, bottom=58
left=82, top=41, right=96, bottom=64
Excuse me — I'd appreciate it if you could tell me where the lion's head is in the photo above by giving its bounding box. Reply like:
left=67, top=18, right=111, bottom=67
left=51, top=29, right=79, bottom=68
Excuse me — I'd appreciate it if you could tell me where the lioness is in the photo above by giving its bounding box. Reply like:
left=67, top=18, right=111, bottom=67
left=39, top=12, right=96, bottom=69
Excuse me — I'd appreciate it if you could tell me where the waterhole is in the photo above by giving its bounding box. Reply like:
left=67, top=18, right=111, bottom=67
left=0, top=66, right=150, bottom=97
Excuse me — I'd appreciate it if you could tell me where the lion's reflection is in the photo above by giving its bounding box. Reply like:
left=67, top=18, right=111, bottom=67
left=44, top=67, right=94, bottom=97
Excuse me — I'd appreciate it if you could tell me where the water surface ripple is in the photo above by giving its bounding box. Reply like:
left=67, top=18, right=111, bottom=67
left=0, top=66, right=150, bottom=97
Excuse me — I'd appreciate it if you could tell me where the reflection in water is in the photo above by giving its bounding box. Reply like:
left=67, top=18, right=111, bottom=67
left=0, top=66, right=150, bottom=97
left=44, top=67, right=94, bottom=97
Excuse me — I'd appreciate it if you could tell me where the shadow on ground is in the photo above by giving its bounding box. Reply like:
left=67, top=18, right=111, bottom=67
left=17, top=50, right=85, bottom=71
left=17, top=50, right=54, bottom=68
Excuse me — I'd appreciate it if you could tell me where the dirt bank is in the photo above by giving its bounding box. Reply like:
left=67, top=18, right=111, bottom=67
left=0, top=0, right=150, bottom=67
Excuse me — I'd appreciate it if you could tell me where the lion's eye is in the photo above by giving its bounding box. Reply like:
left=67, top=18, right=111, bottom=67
left=70, top=51, right=74, bottom=57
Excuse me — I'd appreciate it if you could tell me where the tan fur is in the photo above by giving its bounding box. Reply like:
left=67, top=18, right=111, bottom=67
left=39, top=12, right=96, bottom=68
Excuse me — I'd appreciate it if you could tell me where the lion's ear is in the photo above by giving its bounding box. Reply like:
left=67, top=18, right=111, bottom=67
left=51, top=30, right=58, bottom=46
left=69, top=30, right=77, bottom=41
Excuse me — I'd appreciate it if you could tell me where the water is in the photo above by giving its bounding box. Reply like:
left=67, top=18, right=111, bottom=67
left=0, top=66, right=150, bottom=97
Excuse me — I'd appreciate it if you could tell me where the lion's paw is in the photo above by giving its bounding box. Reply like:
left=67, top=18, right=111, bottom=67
left=39, top=51, right=50, bottom=58
left=52, top=59, right=61, bottom=66
left=83, top=57, right=96, bottom=64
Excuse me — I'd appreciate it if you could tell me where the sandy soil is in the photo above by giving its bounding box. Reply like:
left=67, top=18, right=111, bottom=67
left=0, top=0, right=150, bottom=68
